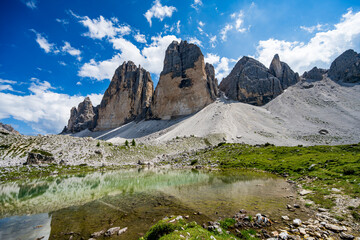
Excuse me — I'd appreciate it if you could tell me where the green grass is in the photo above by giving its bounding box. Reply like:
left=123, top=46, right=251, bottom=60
left=219, top=218, right=236, bottom=229
left=184, top=143, right=360, bottom=208
left=141, top=217, right=239, bottom=240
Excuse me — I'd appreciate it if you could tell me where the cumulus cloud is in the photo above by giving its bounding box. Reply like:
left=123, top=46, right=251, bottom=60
left=69, top=12, right=131, bottom=39
left=300, top=24, right=325, bottom=33
left=0, top=80, right=102, bottom=134
left=220, top=10, right=249, bottom=41
left=78, top=35, right=180, bottom=80
left=205, top=53, right=237, bottom=81
left=191, top=0, right=203, bottom=10
left=144, top=0, right=177, bottom=27
left=256, top=9, right=360, bottom=73
left=62, top=42, right=82, bottom=61
left=134, top=32, right=147, bottom=43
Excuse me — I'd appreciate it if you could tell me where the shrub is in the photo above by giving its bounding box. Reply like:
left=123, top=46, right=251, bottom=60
left=96, top=142, right=100, bottom=147
left=125, top=140, right=129, bottom=147
left=131, top=139, right=136, bottom=147
left=143, top=221, right=176, bottom=240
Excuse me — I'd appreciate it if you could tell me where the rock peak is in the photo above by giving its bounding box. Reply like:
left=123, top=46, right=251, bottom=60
left=269, top=54, right=300, bottom=89
left=62, top=97, right=97, bottom=133
left=149, top=40, right=218, bottom=119
left=94, top=61, right=154, bottom=130
left=328, top=49, right=360, bottom=83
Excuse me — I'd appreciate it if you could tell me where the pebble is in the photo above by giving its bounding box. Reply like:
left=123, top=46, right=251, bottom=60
left=293, top=219, right=302, bottom=227
left=282, top=216, right=290, bottom=221
left=325, top=224, right=347, bottom=232
left=279, top=231, right=288, bottom=240
left=318, top=208, right=327, bottom=212
left=91, top=230, right=105, bottom=238
left=298, top=227, right=306, bottom=235
left=118, top=227, right=127, bottom=235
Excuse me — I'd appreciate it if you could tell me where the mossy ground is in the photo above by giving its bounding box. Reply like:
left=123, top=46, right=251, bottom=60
left=140, top=217, right=241, bottom=240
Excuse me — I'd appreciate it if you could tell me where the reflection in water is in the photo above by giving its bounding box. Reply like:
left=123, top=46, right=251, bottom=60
left=0, top=168, right=303, bottom=240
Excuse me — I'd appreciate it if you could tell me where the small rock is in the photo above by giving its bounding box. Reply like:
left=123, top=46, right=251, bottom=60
left=325, top=224, right=347, bottom=232
left=331, top=188, right=341, bottom=192
left=105, top=227, right=121, bottom=236
left=293, top=204, right=300, bottom=208
left=91, top=230, right=105, bottom=238
left=118, top=227, right=127, bottom=235
left=293, top=219, right=302, bottom=227
left=339, top=232, right=355, bottom=240
left=298, top=228, right=306, bottom=235
left=272, top=231, right=279, bottom=237
left=279, top=232, right=288, bottom=240
left=299, top=190, right=312, bottom=196
left=318, top=208, right=327, bottom=212
left=282, top=216, right=290, bottom=221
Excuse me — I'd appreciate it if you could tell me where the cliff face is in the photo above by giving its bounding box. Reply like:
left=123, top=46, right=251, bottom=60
left=219, top=56, right=283, bottom=105
left=95, top=61, right=154, bottom=130
left=62, top=97, right=97, bottom=133
left=219, top=54, right=300, bottom=106
left=328, top=49, right=360, bottom=83
left=149, top=40, right=218, bottom=120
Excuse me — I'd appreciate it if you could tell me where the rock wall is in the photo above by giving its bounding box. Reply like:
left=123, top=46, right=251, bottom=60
left=0, top=122, right=20, bottom=135
left=302, top=67, right=328, bottom=81
left=328, top=49, right=360, bottom=83
left=219, top=56, right=283, bottom=106
left=149, top=40, right=218, bottom=120
left=95, top=61, right=154, bottom=130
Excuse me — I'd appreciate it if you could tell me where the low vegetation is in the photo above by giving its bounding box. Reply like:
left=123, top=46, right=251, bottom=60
left=140, top=217, right=240, bottom=240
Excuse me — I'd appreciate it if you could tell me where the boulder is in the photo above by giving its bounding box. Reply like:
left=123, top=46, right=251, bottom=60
left=328, top=49, right=360, bottom=83
left=25, top=152, right=55, bottom=165
left=62, top=97, right=97, bottom=133
left=95, top=61, right=154, bottom=130
left=219, top=56, right=282, bottom=105
left=302, top=67, right=327, bottom=81
left=149, top=40, right=218, bottom=120
left=269, top=54, right=300, bottom=89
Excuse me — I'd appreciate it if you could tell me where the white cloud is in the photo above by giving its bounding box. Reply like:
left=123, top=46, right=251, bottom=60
left=134, top=32, right=147, bottom=43
left=32, top=30, right=55, bottom=53
left=79, top=35, right=180, bottom=80
left=73, top=14, right=131, bottom=39
left=144, top=0, right=177, bottom=27
left=0, top=80, right=102, bottom=134
left=25, top=0, right=37, bottom=9
left=0, top=79, right=17, bottom=85
left=59, top=61, right=67, bottom=66
left=176, top=20, right=181, bottom=34
left=300, top=24, right=324, bottom=33
left=205, top=53, right=237, bottom=81
left=256, top=9, right=360, bottom=73
left=234, top=11, right=246, bottom=33
left=199, top=21, right=205, bottom=27
left=220, top=24, right=233, bottom=41
left=209, top=35, right=217, bottom=48
left=56, top=18, right=69, bottom=26
left=62, top=42, right=82, bottom=61
left=76, top=81, right=82, bottom=86
left=191, top=0, right=203, bottom=10
left=188, top=37, right=202, bottom=46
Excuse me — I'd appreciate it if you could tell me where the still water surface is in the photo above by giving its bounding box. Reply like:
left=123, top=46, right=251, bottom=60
left=0, top=168, right=302, bottom=239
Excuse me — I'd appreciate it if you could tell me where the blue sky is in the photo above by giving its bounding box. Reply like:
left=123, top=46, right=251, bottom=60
left=1, top=0, right=360, bottom=135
